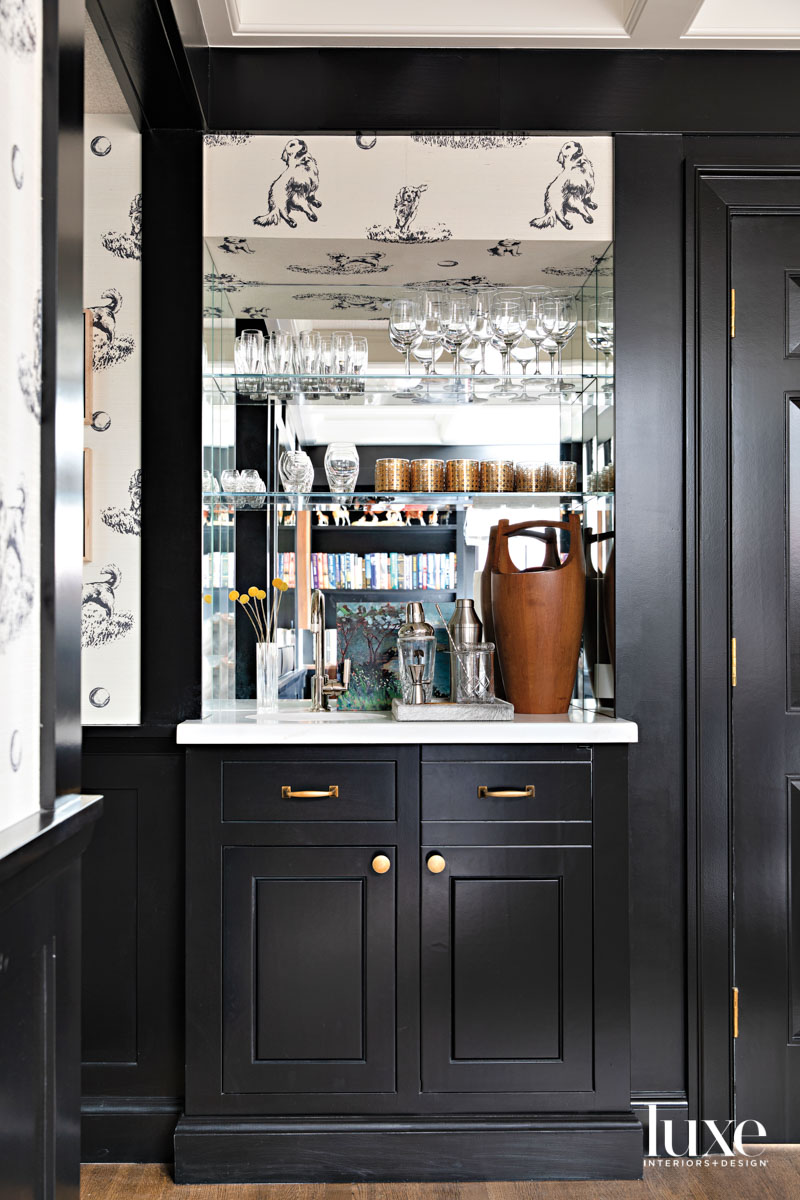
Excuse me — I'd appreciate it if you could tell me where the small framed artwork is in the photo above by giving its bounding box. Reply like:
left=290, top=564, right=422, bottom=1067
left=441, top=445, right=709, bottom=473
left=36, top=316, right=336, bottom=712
left=83, top=447, right=93, bottom=562
left=83, top=308, right=93, bottom=425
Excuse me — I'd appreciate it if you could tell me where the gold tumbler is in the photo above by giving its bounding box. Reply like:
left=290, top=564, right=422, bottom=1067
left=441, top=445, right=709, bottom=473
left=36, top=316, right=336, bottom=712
left=375, top=458, right=411, bottom=491
left=445, top=459, right=481, bottom=492
left=480, top=460, right=516, bottom=493
left=410, top=458, right=445, bottom=492
left=514, top=463, right=536, bottom=492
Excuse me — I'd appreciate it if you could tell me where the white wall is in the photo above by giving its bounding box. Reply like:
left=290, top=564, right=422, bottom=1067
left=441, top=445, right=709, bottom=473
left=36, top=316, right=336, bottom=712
left=82, top=113, right=142, bottom=724
left=0, top=0, right=42, bottom=831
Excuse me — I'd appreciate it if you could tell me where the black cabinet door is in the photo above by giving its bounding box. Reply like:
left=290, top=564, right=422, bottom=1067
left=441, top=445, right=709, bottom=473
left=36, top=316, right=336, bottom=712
left=223, top=845, right=396, bottom=1094
left=421, top=847, right=593, bottom=1093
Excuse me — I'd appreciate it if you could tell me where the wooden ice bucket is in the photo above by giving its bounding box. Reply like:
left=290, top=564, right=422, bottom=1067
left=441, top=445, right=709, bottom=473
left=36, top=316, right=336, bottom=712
left=488, top=514, right=585, bottom=714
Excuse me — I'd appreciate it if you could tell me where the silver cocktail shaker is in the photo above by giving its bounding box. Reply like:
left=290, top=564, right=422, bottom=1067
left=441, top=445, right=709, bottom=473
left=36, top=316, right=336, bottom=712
left=448, top=599, right=482, bottom=701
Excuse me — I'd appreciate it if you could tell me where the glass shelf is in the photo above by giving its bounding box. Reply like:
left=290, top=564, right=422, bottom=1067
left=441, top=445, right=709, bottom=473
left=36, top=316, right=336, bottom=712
left=203, top=372, right=613, bottom=407
left=203, top=490, right=614, bottom=510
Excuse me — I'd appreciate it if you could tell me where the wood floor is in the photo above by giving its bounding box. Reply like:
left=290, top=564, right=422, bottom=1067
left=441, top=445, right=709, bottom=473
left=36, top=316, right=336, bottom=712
left=81, top=1151, right=800, bottom=1200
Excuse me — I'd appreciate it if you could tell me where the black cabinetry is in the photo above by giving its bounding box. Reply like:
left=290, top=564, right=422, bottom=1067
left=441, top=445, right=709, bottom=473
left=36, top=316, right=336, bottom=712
left=175, top=740, right=640, bottom=1183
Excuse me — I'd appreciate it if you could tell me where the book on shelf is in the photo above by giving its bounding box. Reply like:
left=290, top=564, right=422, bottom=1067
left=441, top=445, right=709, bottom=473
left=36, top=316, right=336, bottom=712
left=275, top=550, right=456, bottom=591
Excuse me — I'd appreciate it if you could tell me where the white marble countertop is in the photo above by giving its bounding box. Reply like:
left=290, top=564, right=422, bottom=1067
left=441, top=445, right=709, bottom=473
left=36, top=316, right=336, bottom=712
left=177, top=701, right=638, bottom=745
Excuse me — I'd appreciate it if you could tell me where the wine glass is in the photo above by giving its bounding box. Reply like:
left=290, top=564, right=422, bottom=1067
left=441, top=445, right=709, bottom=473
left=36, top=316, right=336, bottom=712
left=469, top=288, right=495, bottom=375
left=441, top=295, right=473, bottom=387
left=489, top=294, right=524, bottom=398
left=510, top=336, right=539, bottom=396
left=586, top=296, right=614, bottom=364
left=540, top=292, right=578, bottom=394
left=458, top=340, right=481, bottom=376
left=324, top=442, right=359, bottom=494
left=418, top=292, right=446, bottom=377
left=523, top=287, right=552, bottom=379
left=389, top=297, right=423, bottom=376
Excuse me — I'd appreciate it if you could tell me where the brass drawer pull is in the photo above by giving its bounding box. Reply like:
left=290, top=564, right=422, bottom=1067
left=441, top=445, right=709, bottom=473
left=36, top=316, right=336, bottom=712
left=281, top=785, right=339, bottom=799
left=478, top=784, right=535, bottom=799
left=372, top=854, right=391, bottom=874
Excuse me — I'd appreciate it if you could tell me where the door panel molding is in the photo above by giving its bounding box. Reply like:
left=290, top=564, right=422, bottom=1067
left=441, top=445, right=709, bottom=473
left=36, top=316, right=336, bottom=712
left=686, top=141, right=800, bottom=1135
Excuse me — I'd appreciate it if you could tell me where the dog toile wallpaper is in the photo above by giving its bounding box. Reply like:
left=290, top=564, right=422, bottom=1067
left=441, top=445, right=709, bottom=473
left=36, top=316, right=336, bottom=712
left=204, top=134, right=613, bottom=318
left=0, top=0, right=42, bottom=830
left=82, top=113, right=141, bottom=724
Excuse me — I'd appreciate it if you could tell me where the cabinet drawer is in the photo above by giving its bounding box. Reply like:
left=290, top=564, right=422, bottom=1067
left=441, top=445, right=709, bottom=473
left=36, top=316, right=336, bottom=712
left=421, top=761, right=590, bottom=822
left=222, top=760, right=396, bottom=822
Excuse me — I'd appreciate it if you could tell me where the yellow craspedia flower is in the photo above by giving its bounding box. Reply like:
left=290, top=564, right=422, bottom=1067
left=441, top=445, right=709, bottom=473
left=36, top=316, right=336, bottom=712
left=239, top=594, right=250, bottom=604
left=248, top=586, right=259, bottom=597
left=257, top=590, right=267, bottom=600
left=229, top=589, right=239, bottom=601
left=203, top=594, right=212, bottom=604
left=273, top=577, right=289, bottom=592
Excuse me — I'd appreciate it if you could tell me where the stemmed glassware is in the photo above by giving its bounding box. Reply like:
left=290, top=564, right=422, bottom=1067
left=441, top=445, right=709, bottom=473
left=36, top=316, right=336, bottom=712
left=523, top=287, right=552, bottom=382
left=540, top=291, right=578, bottom=394
left=389, top=297, right=423, bottom=377
left=489, top=294, right=525, bottom=398
left=441, top=295, right=474, bottom=389
left=510, top=335, right=539, bottom=394
left=586, top=294, right=614, bottom=383
left=469, top=289, right=494, bottom=375
left=418, top=292, right=446, bottom=377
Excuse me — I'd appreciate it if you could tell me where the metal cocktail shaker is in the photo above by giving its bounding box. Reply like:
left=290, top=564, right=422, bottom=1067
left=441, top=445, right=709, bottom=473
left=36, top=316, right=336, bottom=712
left=448, top=599, right=482, bottom=701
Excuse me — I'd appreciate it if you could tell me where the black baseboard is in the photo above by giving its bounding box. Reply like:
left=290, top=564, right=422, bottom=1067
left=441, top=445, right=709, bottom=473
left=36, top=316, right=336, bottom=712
left=173, top=1113, right=644, bottom=1184
left=81, top=1096, right=182, bottom=1163
left=632, top=1093, right=690, bottom=1157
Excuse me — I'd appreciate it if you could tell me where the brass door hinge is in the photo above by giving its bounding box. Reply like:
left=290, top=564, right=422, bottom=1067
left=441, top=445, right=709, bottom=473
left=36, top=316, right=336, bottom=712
left=731, top=637, right=737, bottom=687
left=731, top=288, right=736, bottom=338
left=733, top=986, right=739, bottom=1038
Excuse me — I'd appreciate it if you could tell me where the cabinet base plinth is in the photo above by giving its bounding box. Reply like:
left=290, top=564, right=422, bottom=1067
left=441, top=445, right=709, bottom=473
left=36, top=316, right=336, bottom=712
left=173, top=1113, right=643, bottom=1183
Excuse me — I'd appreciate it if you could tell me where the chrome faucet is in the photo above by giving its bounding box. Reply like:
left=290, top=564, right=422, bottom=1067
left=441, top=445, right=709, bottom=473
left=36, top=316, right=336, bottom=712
left=310, top=588, right=351, bottom=712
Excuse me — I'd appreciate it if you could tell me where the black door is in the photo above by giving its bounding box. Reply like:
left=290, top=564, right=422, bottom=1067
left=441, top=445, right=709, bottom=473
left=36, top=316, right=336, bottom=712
left=420, top=846, right=592, bottom=1093
left=731, top=215, right=800, bottom=1139
left=223, top=845, right=396, bottom=1094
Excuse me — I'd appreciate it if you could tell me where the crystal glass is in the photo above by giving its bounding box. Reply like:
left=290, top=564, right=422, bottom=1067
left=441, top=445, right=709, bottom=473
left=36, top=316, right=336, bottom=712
left=350, top=335, right=369, bottom=375
left=297, top=329, right=321, bottom=376
left=457, top=340, right=481, bottom=375
left=240, top=468, right=266, bottom=509
left=221, top=468, right=247, bottom=510
left=324, top=441, right=359, bottom=493
left=331, top=330, right=354, bottom=375
left=469, top=288, right=494, bottom=375
left=489, top=294, right=524, bottom=398
left=239, top=328, right=264, bottom=374
left=586, top=296, right=614, bottom=369
left=540, top=292, right=578, bottom=393
left=523, top=286, right=552, bottom=377
left=454, top=642, right=496, bottom=704
left=411, top=341, right=443, bottom=375
left=256, top=641, right=281, bottom=716
left=441, top=295, right=473, bottom=383
left=268, top=329, right=293, bottom=375
left=202, top=469, right=220, bottom=493
left=278, top=449, right=314, bottom=493
left=510, top=336, right=539, bottom=396
left=418, top=292, right=446, bottom=376
left=389, top=297, right=423, bottom=375
left=318, top=335, right=334, bottom=388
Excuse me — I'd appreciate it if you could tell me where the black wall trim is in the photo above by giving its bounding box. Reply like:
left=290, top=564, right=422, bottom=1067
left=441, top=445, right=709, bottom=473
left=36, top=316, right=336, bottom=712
left=615, top=135, right=686, bottom=1105
left=207, top=50, right=800, bottom=135
left=41, top=0, right=84, bottom=804
left=141, top=129, right=203, bottom=725
left=87, top=0, right=203, bottom=131
left=82, top=1096, right=182, bottom=1164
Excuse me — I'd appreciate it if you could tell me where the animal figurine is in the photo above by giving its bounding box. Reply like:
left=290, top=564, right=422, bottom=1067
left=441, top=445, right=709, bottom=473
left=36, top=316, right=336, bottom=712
left=90, top=288, right=122, bottom=343
left=82, top=563, right=121, bottom=620
left=394, top=184, right=427, bottom=235
left=386, top=506, right=404, bottom=525
left=330, top=505, right=350, bottom=526
left=315, top=511, right=330, bottom=526
left=254, top=138, right=321, bottom=229
left=403, top=505, right=426, bottom=525
left=530, top=140, right=596, bottom=231
left=353, top=504, right=382, bottom=526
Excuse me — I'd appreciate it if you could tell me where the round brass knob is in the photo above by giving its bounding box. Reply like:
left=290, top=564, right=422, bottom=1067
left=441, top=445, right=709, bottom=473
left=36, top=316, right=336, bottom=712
left=372, top=854, right=391, bottom=874
left=427, top=853, right=446, bottom=874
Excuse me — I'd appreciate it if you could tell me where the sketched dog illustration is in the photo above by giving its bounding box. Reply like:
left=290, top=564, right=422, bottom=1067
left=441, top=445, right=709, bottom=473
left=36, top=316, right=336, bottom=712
left=530, top=141, right=596, bottom=231
left=253, top=138, right=321, bottom=229
left=81, top=563, right=134, bottom=647
left=488, top=239, right=522, bottom=258
left=219, top=236, right=254, bottom=255
left=90, top=288, right=122, bottom=343
left=82, top=563, right=121, bottom=621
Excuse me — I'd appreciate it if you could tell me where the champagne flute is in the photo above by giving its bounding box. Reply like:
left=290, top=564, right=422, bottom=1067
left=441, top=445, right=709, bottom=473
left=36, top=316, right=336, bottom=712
left=489, top=294, right=524, bottom=398
left=389, top=297, right=423, bottom=376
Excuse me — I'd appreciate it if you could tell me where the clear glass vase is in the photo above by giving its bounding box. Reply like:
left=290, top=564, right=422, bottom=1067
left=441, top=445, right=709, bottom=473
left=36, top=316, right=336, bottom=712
left=256, top=642, right=281, bottom=716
